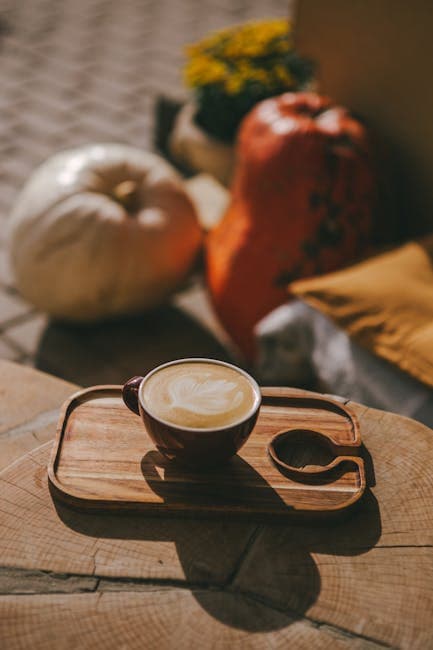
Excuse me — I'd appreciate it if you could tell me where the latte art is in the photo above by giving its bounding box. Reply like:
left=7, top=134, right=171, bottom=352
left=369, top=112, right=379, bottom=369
left=168, top=376, right=243, bottom=416
left=141, top=361, right=258, bottom=429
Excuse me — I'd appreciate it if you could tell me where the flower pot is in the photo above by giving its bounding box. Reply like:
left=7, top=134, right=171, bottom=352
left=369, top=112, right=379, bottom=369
left=169, top=103, right=235, bottom=187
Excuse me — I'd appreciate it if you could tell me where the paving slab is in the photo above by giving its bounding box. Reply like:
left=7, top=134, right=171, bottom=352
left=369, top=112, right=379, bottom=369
left=0, top=0, right=289, bottom=381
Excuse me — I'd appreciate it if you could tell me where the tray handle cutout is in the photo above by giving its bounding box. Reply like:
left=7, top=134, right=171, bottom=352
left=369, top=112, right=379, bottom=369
left=268, top=428, right=365, bottom=485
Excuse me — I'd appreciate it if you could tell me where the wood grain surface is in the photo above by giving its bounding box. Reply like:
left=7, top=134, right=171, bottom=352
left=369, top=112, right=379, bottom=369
left=0, top=360, right=77, bottom=471
left=48, top=386, right=365, bottom=518
left=1, top=363, right=433, bottom=649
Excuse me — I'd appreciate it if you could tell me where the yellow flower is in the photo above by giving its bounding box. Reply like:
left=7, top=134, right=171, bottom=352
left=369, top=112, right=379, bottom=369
left=184, top=55, right=227, bottom=87
left=225, top=75, right=244, bottom=95
left=185, top=18, right=292, bottom=62
left=219, top=19, right=291, bottom=59
left=185, top=43, right=205, bottom=58
left=239, top=61, right=269, bottom=84
left=183, top=18, right=296, bottom=94
left=273, top=64, right=294, bottom=87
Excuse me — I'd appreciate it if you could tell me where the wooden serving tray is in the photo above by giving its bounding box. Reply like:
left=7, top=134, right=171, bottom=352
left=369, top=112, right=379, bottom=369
left=48, top=386, right=366, bottom=520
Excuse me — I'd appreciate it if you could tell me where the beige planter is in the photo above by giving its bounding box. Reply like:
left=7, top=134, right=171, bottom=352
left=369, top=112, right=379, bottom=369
left=169, top=103, right=235, bottom=187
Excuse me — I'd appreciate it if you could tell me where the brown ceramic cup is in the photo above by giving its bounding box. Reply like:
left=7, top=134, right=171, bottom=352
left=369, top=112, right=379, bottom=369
left=122, top=358, right=261, bottom=467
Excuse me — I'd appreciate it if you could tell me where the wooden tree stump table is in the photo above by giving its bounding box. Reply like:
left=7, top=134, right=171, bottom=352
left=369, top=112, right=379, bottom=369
left=1, top=360, right=433, bottom=649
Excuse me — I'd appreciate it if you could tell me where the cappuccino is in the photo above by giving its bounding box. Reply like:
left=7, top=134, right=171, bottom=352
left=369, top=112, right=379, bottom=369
left=140, top=360, right=259, bottom=429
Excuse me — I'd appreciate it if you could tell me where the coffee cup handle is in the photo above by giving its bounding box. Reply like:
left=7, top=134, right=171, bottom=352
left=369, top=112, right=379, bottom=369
left=122, top=376, right=144, bottom=415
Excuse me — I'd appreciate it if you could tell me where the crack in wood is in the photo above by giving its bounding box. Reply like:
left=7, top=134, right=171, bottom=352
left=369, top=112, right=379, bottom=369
left=0, top=408, right=59, bottom=441
left=0, top=566, right=220, bottom=595
left=224, top=524, right=263, bottom=587
left=0, top=566, right=395, bottom=648
left=0, top=567, right=98, bottom=595
left=373, top=544, right=433, bottom=549
left=0, top=474, right=50, bottom=506
left=235, top=589, right=395, bottom=649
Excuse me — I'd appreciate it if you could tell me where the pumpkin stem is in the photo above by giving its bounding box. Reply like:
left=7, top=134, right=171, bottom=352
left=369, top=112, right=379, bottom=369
left=112, top=180, right=141, bottom=215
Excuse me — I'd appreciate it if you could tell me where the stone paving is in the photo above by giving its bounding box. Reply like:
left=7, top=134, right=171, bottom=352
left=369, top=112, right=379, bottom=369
left=0, top=0, right=290, bottom=385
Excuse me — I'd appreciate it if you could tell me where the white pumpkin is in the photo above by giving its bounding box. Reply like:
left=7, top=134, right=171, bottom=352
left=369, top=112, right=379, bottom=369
left=8, top=144, right=203, bottom=320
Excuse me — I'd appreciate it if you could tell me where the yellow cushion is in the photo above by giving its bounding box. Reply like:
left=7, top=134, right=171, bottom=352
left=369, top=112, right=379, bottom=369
left=290, top=237, right=433, bottom=389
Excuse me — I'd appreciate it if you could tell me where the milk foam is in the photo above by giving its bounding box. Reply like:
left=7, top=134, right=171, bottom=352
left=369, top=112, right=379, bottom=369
left=168, top=376, right=243, bottom=416
left=141, top=361, right=258, bottom=429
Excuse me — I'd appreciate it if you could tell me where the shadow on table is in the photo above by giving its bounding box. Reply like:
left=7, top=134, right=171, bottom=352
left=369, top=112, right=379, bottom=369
left=35, top=303, right=232, bottom=386
left=53, top=445, right=381, bottom=633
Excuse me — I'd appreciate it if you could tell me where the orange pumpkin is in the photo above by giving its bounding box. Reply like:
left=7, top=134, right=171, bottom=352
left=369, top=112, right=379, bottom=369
left=206, top=92, right=376, bottom=360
